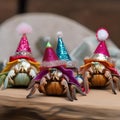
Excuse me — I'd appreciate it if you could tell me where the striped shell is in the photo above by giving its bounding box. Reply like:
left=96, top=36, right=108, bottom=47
left=14, top=73, right=31, bottom=86
left=44, top=81, right=64, bottom=96
left=88, top=74, right=109, bottom=88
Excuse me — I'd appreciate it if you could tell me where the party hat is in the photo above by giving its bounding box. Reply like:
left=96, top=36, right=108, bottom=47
left=56, top=31, right=71, bottom=61
left=91, top=28, right=110, bottom=61
left=41, top=41, right=66, bottom=68
left=56, top=31, right=76, bottom=68
left=9, top=23, right=36, bottom=62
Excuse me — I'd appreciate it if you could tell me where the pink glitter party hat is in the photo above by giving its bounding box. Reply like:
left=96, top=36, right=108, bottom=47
left=94, top=40, right=110, bottom=57
left=41, top=41, right=66, bottom=68
left=9, top=23, right=36, bottom=62
left=92, top=28, right=110, bottom=60
left=16, top=34, right=32, bottom=53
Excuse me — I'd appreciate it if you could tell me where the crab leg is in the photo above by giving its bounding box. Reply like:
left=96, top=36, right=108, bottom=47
left=117, top=79, right=120, bottom=91
left=117, top=77, right=120, bottom=91
left=113, top=75, right=120, bottom=91
left=0, top=75, right=6, bottom=87
left=83, top=72, right=89, bottom=94
left=39, top=77, right=48, bottom=93
left=70, top=85, right=77, bottom=100
left=61, top=79, right=73, bottom=101
left=70, top=84, right=86, bottom=100
left=3, top=69, right=15, bottom=89
left=27, top=78, right=36, bottom=90
left=105, top=70, right=116, bottom=94
left=74, top=85, right=86, bottom=96
left=26, top=83, right=39, bottom=98
left=109, top=79, right=116, bottom=94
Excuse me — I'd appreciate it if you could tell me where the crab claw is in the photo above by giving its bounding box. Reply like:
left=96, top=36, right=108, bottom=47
left=3, top=69, right=15, bottom=89
left=3, top=77, right=9, bottom=89
left=0, top=74, right=6, bottom=87
left=29, top=69, right=37, bottom=78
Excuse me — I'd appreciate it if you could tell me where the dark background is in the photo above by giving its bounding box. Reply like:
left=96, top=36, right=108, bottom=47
left=0, top=0, right=120, bottom=48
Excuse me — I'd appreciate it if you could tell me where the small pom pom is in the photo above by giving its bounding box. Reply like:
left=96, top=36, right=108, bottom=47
left=16, top=22, right=32, bottom=34
left=96, top=28, right=109, bottom=41
left=57, top=31, right=63, bottom=38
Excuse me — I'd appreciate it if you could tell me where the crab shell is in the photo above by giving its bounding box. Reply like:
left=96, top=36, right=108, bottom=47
left=41, top=80, right=65, bottom=96
left=0, top=59, right=40, bottom=88
left=89, top=74, right=108, bottom=87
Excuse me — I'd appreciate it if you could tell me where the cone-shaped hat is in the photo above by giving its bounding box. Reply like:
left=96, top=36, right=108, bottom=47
left=9, top=23, right=36, bottom=62
left=91, top=28, right=110, bottom=61
left=56, top=31, right=71, bottom=61
left=16, top=34, right=32, bottom=53
left=41, top=41, right=66, bottom=68
left=56, top=31, right=76, bottom=68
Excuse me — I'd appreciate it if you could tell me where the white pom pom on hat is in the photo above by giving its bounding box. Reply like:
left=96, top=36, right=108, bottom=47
left=16, top=22, right=32, bottom=34
left=96, top=28, right=109, bottom=41
left=57, top=31, right=63, bottom=38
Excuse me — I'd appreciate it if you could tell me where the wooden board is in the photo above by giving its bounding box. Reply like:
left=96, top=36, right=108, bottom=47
left=0, top=88, right=120, bottom=119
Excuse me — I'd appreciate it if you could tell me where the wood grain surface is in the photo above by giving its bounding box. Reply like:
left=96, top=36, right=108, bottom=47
left=0, top=88, right=120, bottom=120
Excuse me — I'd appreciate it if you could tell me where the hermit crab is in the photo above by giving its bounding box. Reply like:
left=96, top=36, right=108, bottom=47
left=0, top=59, right=40, bottom=89
left=27, top=42, right=85, bottom=101
left=80, top=28, right=120, bottom=94
left=0, top=23, right=40, bottom=89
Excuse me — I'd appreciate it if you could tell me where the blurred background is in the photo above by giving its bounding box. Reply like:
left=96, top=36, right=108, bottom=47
left=0, top=0, right=120, bottom=48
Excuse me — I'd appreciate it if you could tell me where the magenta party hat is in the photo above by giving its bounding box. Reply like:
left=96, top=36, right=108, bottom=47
left=41, top=41, right=66, bottom=68
left=9, top=23, right=36, bottom=62
left=16, top=34, right=32, bottom=53
left=92, top=28, right=110, bottom=61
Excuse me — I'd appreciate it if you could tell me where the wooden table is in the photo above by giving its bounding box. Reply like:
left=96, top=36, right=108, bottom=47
left=0, top=88, right=120, bottom=120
